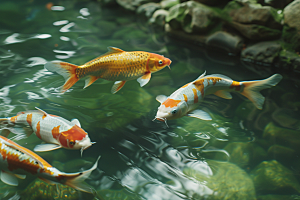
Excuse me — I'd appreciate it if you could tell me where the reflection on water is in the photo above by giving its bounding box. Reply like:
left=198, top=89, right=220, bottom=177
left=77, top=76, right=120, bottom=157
left=0, top=0, right=299, bottom=199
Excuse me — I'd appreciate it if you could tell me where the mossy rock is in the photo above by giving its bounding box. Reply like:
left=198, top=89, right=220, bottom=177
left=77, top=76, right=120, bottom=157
left=250, top=160, right=300, bottom=194
left=183, top=160, right=256, bottom=200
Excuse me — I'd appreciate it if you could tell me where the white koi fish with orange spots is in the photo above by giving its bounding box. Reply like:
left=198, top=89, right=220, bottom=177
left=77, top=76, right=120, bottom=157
left=0, top=107, right=95, bottom=155
left=155, top=72, right=282, bottom=124
left=0, top=135, right=99, bottom=193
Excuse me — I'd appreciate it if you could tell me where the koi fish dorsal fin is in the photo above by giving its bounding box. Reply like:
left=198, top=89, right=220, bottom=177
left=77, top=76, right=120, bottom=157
left=205, top=74, right=232, bottom=80
left=108, top=46, right=124, bottom=53
left=195, top=71, right=206, bottom=80
left=71, top=119, right=81, bottom=127
left=156, top=95, right=168, bottom=103
left=35, top=107, right=48, bottom=118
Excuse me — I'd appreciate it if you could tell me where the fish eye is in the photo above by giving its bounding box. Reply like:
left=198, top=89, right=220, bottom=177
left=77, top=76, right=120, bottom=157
left=69, top=141, right=75, bottom=145
left=158, top=60, right=163, bottom=65
left=171, top=109, right=177, bottom=114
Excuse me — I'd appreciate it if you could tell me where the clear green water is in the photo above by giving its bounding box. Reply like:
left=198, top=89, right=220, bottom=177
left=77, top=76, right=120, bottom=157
left=1, top=0, right=300, bottom=200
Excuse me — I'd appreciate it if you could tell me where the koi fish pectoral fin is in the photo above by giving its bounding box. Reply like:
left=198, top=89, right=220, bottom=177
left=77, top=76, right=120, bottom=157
left=187, top=109, right=212, bottom=120
left=111, top=81, right=126, bottom=94
left=214, top=91, right=232, bottom=99
left=84, top=76, right=99, bottom=89
left=1, top=171, right=19, bottom=186
left=33, top=144, right=62, bottom=152
left=156, top=95, right=168, bottom=103
left=137, top=72, right=151, bottom=87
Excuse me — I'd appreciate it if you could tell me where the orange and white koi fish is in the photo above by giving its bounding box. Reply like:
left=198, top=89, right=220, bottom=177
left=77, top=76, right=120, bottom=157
left=0, top=135, right=99, bottom=193
left=0, top=107, right=95, bottom=155
left=155, top=72, right=282, bottom=125
left=45, top=47, right=172, bottom=94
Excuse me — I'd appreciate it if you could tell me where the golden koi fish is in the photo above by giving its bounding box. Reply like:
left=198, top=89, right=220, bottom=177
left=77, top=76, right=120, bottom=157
left=155, top=72, right=282, bottom=125
left=0, top=135, right=99, bottom=193
left=45, top=47, right=172, bottom=94
left=0, top=107, right=95, bottom=156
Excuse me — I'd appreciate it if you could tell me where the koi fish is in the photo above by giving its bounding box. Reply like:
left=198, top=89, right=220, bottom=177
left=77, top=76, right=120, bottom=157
left=0, top=107, right=95, bottom=155
left=45, top=47, right=172, bottom=94
left=155, top=72, right=282, bottom=125
left=0, top=135, right=99, bottom=193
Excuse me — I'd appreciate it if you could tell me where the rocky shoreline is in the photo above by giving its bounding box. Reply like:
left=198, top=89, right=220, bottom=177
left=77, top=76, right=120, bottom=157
left=109, top=0, right=300, bottom=74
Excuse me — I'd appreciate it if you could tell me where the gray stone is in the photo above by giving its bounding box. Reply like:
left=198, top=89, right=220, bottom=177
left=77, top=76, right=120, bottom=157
left=241, top=41, right=282, bottom=64
left=229, top=3, right=282, bottom=30
left=160, top=0, right=179, bottom=9
left=166, top=1, right=221, bottom=34
left=205, top=31, right=244, bottom=55
left=283, top=0, right=300, bottom=51
left=230, top=22, right=282, bottom=40
left=150, top=9, right=169, bottom=26
left=250, top=160, right=300, bottom=193
left=259, top=0, right=294, bottom=9
left=183, top=160, right=256, bottom=200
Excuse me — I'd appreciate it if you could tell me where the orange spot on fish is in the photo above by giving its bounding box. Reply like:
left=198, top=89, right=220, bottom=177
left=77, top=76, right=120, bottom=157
left=192, top=88, right=198, bottom=104
left=26, top=114, right=33, bottom=127
left=36, top=121, right=41, bottom=139
left=59, top=125, right=87, bottom=148
left=42, top=114, right=47, bottom=120
left=230, top=81, right=242, bottom=91
left=52, top=125, right=60, bottom=140
left=10, top=116, right=18, bottom=123
left=0, top=136, right=53, bottom=175
left=208, top=77, right=222, bottom=85
left=193, top=79, right=205, bottom=96
left=162, top=98, right=181, bottom=108
left=182, top=83, right=190, bottom=88
left=183, top=94, right=188, bottom=102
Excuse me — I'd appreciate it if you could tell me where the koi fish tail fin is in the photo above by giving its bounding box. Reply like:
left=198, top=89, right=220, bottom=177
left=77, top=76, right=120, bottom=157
left=44, top=62, right=79, bottom=93
left=241, top=74, right=282, bottom=110
left=63, top=156, right=100, bottom=193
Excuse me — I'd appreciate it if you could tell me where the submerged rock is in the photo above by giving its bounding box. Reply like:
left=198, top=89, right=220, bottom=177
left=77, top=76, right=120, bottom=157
left=166, top=1, right=221, bottom=34
left=250, top=160, right=300, bottom=194
left=137, top=3, right=161, bottom=18
left=263, top=122, right=300, bottom=151
left=19, top=179, right=91, bottom=200
left=258, top=194, right=300, bottom=200
left=267, top=144, right=295, bottom=163
left=183, top=160, right=256, bottom=199
left=205, top=31, right=244, bottom=55
left=283, top=0, right=300, bottom=51
left=216, top=142, right=267, bottom=168
left=241, top=41, right=282, bottom=64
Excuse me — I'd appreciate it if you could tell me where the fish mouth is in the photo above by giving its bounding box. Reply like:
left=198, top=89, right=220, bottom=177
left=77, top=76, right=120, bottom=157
left=155, top=117, right=169, bottom=128
left=80, top=142, right=96, bottom=156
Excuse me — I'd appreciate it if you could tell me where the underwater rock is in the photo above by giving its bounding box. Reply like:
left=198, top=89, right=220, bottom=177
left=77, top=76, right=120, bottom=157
left=205, top=31, right=244, bottom=55
left=258, top=194, right=300, bottom=200
left=271, top=108, right=300, bottom=129
left=136, top=3, right=161, bottom=18
left=278, top=49, right=300, bottom=72
left=241, top=41, right=282, bottom=64
left=166, top=1, right=221, bottom=34
left=19, top=179, right=89, bottom=200
left=183, top=160, right=256, bottom=199
left=263, top=122, right=300, bottom=151
left=97, top=188, right=143, bottom=200
left=283, top=0, right=300, bottom=51
left=216, top=142, right=267, bottom=168
left=250, top=160, right=300, bottom=194
left=193, top=0, right=230, bottom=6
left=267, top=145, right=295, bottom=164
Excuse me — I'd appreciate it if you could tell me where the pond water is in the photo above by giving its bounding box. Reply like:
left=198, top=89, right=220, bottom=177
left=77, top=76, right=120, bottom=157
left=1, top=0, right=300, bottom=200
